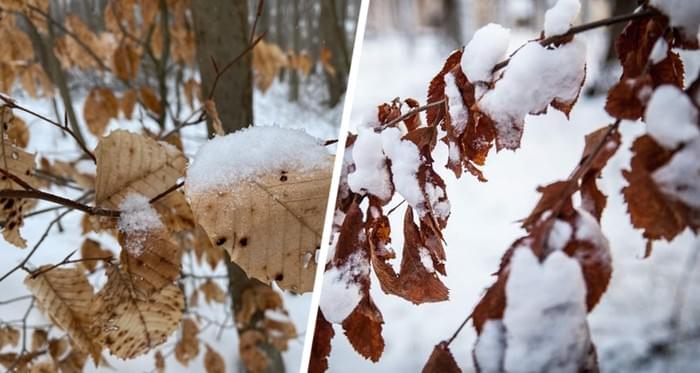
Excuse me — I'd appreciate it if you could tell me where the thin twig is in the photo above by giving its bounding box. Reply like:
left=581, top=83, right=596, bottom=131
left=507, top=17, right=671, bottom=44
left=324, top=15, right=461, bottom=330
left=0, top=189, right=119, bottom=217
left=29, top=253, right=114, bottom=279
left=250, top=0, right=265, bottom=44
left=207, top=33, right=267, bottom=100
left=149, top=180, right=184, bottom=204
left=383, top=99, right=446, bottom=128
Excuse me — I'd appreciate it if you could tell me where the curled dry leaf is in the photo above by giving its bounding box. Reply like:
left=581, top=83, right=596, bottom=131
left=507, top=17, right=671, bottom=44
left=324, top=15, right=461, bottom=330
left=120, top=90, right=138, bottom=120
left=174, top=318, right=199, bottom=366
left=112, top=43, right=140, bottom=81
left=89, top=265, right=184, bottom=359
left=84, top=88, right=119, bottom=136
left=24, top=268, right=101, bottom=363
left=189, top=163, right=332, bottom=293
left=203, top=344, right=225, bottom=373
left=95, top=130, right=187, bottom=209
left=252, top=40, right=288, bottom=92
left=138, top=86, right=162, bottom=116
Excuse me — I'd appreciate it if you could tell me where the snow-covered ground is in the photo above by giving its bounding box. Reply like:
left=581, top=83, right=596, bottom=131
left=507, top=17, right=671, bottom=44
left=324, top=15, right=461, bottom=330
left=0, top=79, right=342, bottom=372
left=325, top=30, right=700, bottom=372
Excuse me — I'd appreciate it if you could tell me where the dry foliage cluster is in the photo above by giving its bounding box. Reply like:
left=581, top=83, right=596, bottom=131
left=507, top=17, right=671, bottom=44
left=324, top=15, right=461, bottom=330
left=0, top=0, right=330, bottom=372
left=311, top=2, right=699, bottom=372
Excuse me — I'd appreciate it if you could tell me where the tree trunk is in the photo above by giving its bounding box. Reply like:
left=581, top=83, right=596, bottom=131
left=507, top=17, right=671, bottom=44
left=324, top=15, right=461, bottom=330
left=319, top=0, right=350, bottom=107
left=276, top=0, right=288, bottom=81
left=192, top=0, right=254, bottom=134
left=289, top=0, right=301, bottom=102
left=605, top=0, right=637, bottom=64
left=192, top=2, right=283, bottom=372
left=444, top=0, right=462, bottom=47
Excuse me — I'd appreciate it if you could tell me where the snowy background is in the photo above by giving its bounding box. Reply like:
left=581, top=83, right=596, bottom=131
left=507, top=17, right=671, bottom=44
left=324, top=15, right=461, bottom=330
left=325, top=0, right=700, bottom=372
left=0, top=78, right=341, bottom=372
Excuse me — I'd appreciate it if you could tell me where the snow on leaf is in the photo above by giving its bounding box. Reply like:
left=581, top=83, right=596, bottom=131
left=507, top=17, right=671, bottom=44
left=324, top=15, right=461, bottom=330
left=24, top=268, right=101, bottom=363
left=347, top=126, right=393, bottom=202
left=650, top=0, right=700, bottom=47
left=95, top=130, right=187, bottom=209
left=422, top=341, right=461, bottom=373
left=460, top=23, right=510, bottom=83
left=188, top=130, right=332, bottom=293
left=543, top=0, right=581, bottom=38
left=89, top=265, right=183, bottom=359
left=645, top=85, right=699, bottom=149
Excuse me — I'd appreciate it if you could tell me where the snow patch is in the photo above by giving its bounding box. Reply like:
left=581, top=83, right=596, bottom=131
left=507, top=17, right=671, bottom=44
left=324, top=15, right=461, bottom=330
left=649, top=38, right=669, bottom=64
left=474, top=320, right=506, bottom=373
left=118, top=193, right=164, bottom=256
left=418, top=247, right=434, bottom=273
left=650, top=0, right=700, bottom=40
left=380, top=127, right=425, bottom=213
left=653, top=137, right=700, bottom=209
left=444, top=74, right=469, bottom=135
left=186, top=126, right=330, bottom=194
left=503, top=248, right=590, bottom=372
left=544, top=0, right=581, bottom=37
left=347, top=127, right=392, bottom=200
left=460, top=23, right=511, bottom=83
left=547, top=219, right=572, bottom=251
left=319, top=252, right=370, bottom=323
left=645, top=85, right=699, bottom=149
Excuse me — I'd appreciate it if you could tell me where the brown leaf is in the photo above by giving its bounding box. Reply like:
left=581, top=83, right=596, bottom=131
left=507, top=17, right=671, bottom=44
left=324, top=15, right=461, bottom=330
left=423, top=342, right=461, bottom=373
left=84, top=87, right=119, bottom=136
left=24, top=268, right=101, bottom=362
left=183, top=79, right=201, bottom=110
left=112, top=43, right=139, bottom=81
left=31, top=329, right=48, bottom=351
left=154, top=350, right=165, bottom=373
left=427, top=49, right=463, bottom=127
left=204, top=344, right=225, bottom=373
left=139, top=86, right=162, bottom=116
left=309, top=310, right=334, bottom=373
left=119, top=228, right=182, bottom=297
left=320, top=47, right=336, bottom=77
left=203, top=100, right=224, bottom=136
left=252, top=40, right=288, bottom=92
left=605, top=76, right=652, bottom=120
left=120, top=90, right=137, bottom=120
left=79, top=239, right=113, bottom=273
left=341, top=298, right=384, bottom=362
left=0, top=326, right=19, bottom=350
left=199, top=279, right=225, bottom=304
left=174, top=318, right=200, bottom=366
left=239, top=330, right=269, bottom=373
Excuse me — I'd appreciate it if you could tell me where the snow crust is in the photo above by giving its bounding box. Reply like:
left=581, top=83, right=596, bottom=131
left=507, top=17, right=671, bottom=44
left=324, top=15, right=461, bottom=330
left=654, top=138, right=700, bottom=209
left=547, top=219, right=572, bottom=251
left=186, top=126, right=329, bottom=194
left=347, top=127, right=392, bottom=201
left=544, top=0, right=581, bottom=37
left=478, top=37, right=587, bottom=149
left=650, top=0, right=700, bottom=40
left=460, top=23, right=511, bottom=83
left=444, top=74, right=469, bottom=135
left=474, top=320, right=506, bottom=373
left=418, top=247, right=434, bottom=273
left=118, top=193, right=164, bottom=256
left=645, top=85, right=699, bottom=149
left=503, top=248, right=589, bottom=372
left=649, top=38, right=669, bottom=64
left=381, top=127, right=424, bottom=213
left=319, top=252, right=369, bottom=323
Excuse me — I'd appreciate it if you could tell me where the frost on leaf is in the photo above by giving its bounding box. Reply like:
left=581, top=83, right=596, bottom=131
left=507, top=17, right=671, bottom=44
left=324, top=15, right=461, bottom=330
left=89, top=265, right=183, bottom=359
left=186, top=126, right=333, bottom=293
left=95, top=130, right=187, bottom=209
left=24, top=268, right=102, bottom=363
left=422, top=342, right=461, bottom=373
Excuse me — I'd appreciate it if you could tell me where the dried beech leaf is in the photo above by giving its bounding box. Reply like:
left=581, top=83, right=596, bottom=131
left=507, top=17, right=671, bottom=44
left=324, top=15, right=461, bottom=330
left=24, top=268, right=101, bottom=362
left=423, top=342, right=461, bottom=373
left=79, top=239, right=113, bottom=273
left=309, top=311, right=334, bottom=373
left=119, top=229, right=182, bottom=297
left=95, top=130, right=187, bottom=209
left=0, top=136, right=39, bottom=248
left=174, top=318, right=199, bottom=366
left=84, top=88, right=119, bottom=136
left=154, top=350, right=165, bottom=373
left=89, top=266, right=183, bottom=359
left=199, top=280, right=225, bottom=304
left=31, top=329, right=48, bottom=351
left=253, top=40, right=288, bottom=92
left=120, top=90, right=137, bottom=120
left=5, top=110, right=29, bottom=148
left=139, top=86, right=162, bottom=116
left=0, top=326, right=19, bottom=349
left=341, top=298, right=384, bottom=362
left=204, top=344, right=225, bottom=373
left=112, top=43, right=139, bottom=81
left=239, top=330, right=269, bottom=373
left=320, top=47, right=336, bottom=77
left=189, top=161, right=332, bottom=293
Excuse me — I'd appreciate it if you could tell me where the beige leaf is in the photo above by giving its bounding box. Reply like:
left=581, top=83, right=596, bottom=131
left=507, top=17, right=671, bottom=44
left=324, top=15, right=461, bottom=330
left=84, top=88, right=119, bottom=136
left=198, top=279, right=225, bottom=304
left=192, top=224, right=223, bottom=269
left=5, top=113, right=29, bottom=148
left=189, top=164, right=331, bottom=293
left=118, top=229, right=182, bottom=297
left=48, top=338, right=68, bottom=361
left=152, top=190, right=194, bottom=232
left=174, top=318, right=199, bottom=366
left=56, top=348, right=88, bottom=373
left=204, top=344, right=225, bottom=373
left=139, top=86, right=162, bottom=116
left=79, top=239, right=113, bottom=273
left=239, top=330, right=268, bottom=373
left=112, top=43, right=139, bottom=81
left=252, top=40, right=288, bottom=92
left=0, top=326, right=19, bottom=349
left=236, top=284, right=295, bottom=351
left=183, top=79, right=200, bottom=110
left=30, top=361, right=56, bottom=373
left=24, top=268, right=101, bottom=363
left=89, top=265, right=183, bottom=359
left=94, top=130, right=187, bottom=209
left=0, top=63, right=15, bottom=93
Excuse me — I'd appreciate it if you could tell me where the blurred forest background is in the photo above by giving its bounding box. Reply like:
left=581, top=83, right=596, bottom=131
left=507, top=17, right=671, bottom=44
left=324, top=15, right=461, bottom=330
left=332, top=0, right=700, bottom=372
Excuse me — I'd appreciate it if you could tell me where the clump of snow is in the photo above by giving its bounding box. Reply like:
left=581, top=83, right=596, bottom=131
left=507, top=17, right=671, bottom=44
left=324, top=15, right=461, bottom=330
left=649, top=38, right=669, bottom=64
left=319, top=252, right=370, bottom=323
left=653, top=137, right=700, bottom=209
left=474, top=320, right=506, bottom=373
left=544, top=0, right=581, bottom=37
left=575, top=208, right=610, bottom=254
left=547, top=219, right=572, bottom=251
left=425, top=182, right=450, bottom=220
left=645, top=85, right=699, bottom=149
left=478, top=37, right=587, bottom=149
left=118, top=193, right=164, bottom=256
left=418, top=247, right=434, bottom=273
left=186, top=126, right=330, bottom=194
left=460, top=23, right=511, bottom=83
left=380, top=127, right=425, bottom=213
left=503, top=248, right=590, bottom=372
left=347, top=127, right=392, bottom=201
left=444, top=74, right=469, bottom=135
left=650, top=0, right=700, bottom=40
